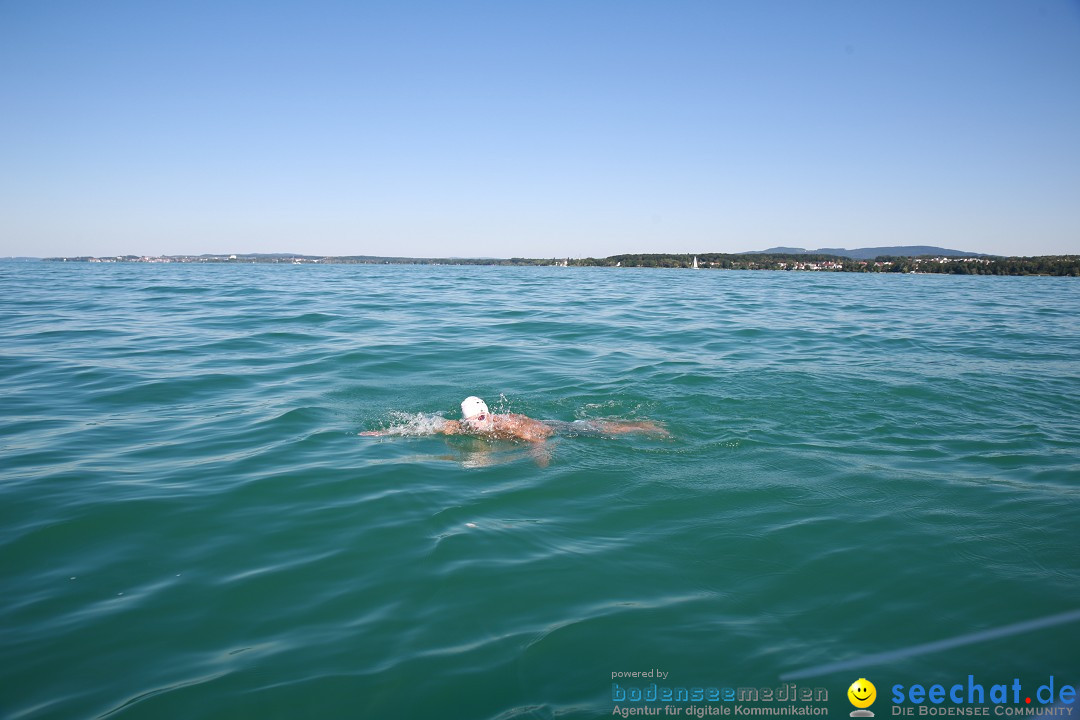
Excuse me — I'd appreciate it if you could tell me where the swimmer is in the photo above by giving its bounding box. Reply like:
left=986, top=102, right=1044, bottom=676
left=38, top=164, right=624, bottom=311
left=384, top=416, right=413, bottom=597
left=361, top=396, right=668, bottom=443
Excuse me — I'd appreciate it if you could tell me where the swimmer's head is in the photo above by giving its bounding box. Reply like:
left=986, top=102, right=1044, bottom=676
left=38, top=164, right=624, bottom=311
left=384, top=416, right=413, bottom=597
left=461, top=396, right=492, bottom=429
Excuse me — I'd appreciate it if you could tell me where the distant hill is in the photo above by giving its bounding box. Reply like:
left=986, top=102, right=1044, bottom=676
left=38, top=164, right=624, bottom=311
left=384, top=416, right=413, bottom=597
left=746, top=246, right=991, bottom=259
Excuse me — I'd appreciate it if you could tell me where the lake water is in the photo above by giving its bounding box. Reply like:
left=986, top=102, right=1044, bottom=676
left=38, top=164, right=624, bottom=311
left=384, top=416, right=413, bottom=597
left=2, top=262, right=1078, bottom=719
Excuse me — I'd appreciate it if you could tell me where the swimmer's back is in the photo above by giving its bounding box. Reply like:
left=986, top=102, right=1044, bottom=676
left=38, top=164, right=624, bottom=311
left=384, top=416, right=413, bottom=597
left=493, top=413, right=554, bottom=442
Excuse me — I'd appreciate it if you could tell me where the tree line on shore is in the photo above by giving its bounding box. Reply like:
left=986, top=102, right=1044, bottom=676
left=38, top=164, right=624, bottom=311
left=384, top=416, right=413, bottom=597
left=568, top=253, right=1080, bottom=275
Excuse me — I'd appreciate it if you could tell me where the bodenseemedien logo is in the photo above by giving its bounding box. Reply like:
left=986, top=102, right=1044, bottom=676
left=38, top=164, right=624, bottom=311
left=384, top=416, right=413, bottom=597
left=849, top=678, right=877, bottom=717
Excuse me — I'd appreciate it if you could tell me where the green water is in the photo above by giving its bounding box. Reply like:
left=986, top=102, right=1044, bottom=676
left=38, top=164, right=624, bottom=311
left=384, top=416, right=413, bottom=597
left=1, top=263, right=1078, bottom=719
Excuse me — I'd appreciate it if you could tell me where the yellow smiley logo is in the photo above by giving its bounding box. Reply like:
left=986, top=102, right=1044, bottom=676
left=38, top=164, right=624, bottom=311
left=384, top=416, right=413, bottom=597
left=848, top=678, right=876, bottom=709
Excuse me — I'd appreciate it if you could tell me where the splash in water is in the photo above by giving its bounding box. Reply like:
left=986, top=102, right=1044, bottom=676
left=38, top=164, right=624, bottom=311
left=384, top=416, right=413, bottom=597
left=368, top=411, right=451, bottom=437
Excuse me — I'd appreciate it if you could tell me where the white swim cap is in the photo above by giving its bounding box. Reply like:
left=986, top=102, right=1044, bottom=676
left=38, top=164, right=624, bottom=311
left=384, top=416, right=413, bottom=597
left=461, top=396, right=489, bottom=419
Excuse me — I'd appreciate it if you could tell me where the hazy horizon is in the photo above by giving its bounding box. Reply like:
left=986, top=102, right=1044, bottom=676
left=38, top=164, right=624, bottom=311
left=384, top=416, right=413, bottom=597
left=5, top=243, right=1024, bottom=260
left=2, top=1, right=1078, bottom=259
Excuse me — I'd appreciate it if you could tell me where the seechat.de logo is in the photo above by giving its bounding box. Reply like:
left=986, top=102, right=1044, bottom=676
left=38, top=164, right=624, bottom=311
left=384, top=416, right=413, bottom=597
left=849, top=678, right=877, bottom=717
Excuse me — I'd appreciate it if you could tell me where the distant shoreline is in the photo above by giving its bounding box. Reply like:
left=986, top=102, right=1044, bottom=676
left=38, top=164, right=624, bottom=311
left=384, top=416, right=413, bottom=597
left=29, top=252, right=1080, bottom=276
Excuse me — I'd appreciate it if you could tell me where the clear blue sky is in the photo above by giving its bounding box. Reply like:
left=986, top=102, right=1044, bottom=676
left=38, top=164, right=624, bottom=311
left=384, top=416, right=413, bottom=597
left=1, top=0, right=1078, bottom=258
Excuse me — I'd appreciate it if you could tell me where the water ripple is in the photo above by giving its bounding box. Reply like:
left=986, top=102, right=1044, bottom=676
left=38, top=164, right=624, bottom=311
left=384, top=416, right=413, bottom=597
left=0, top=263, right=1078, bottom=718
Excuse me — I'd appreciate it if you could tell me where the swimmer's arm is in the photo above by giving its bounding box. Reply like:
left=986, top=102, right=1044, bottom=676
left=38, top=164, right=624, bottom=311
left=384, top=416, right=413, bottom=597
left=438, top=420, right=464, bottom=435
left=362, top=419, right=462, bottom=437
